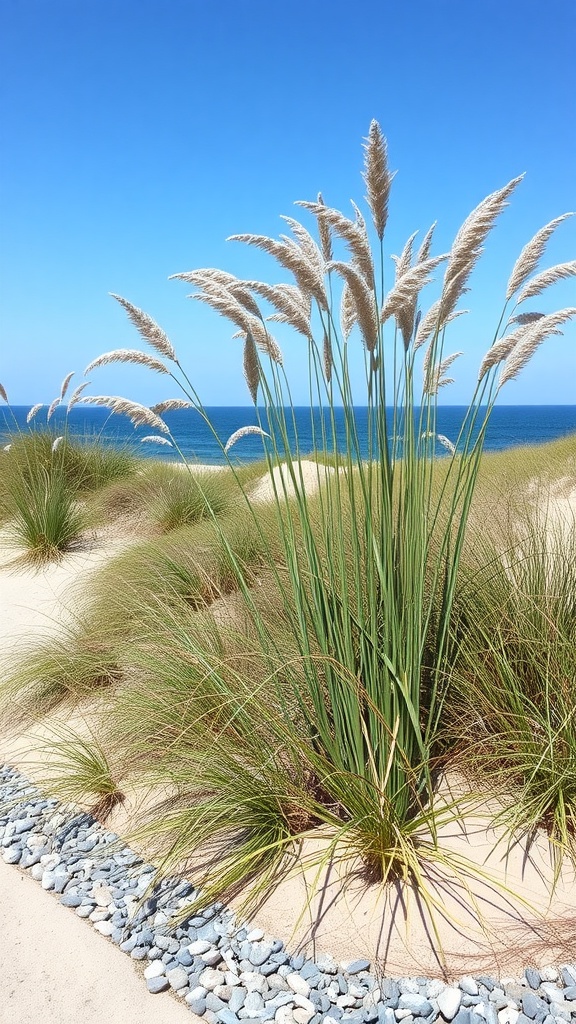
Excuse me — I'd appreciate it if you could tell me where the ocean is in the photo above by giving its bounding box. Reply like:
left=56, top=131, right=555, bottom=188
left=2, top=405, right=576, bottom=465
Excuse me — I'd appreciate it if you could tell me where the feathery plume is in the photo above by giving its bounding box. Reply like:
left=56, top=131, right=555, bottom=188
left=316, top=193, right=332, bottom=262
left=27, top=403, right=44, bottom=423
left=328, top=261, right=378, bottom=351
left=243, top=331, right=260, bottom=404
left=228, top=233, right=328, bottom=310
left=151, top=398, right=193, bottom=414
left=189, top=285, right=282, bottom=363
left=323, top=331, right=333, bottom=383
left=362, top=120, right=395, bottom=240
left=392, top=231, right=418, bottom=281
left=441, top=175, right=524, bottom=318
left=110, top=294, right=176, bottom=361
left=477, top=328, right=527, bottom=380
left=421, top=431, right=456, bottom=455
left=84, top=349, right=170, bottom=376
left=424, top=351, right=463, bottom=394
left=3, top=444, right=11, bottom=451
left=381, top=256, right=447, bottom=336
left=507, top=311, right=546, bottom=327
left=516, top=261, right=576, bottom=304
left=437, top=433, right=456, bottom=454
left=340, top=283, right=357, bottom=341
left=281, top=216, right=325, bottom=281
left=414, top=303, right=469, bottom=352
left=247, top=280, right=311, bottom=337
left=417, top=223, right=437, bottom=264
left=296, top=201, right=374, bottom=284
left=47, top=396, right=60, bottom=421
left=67, top=381, right=92, bottom=411
left=506, top=213, right=574, bottom=300
left=169, top=268, right=238, bottom=286
left=59, top=372, right=75, bottom=401
left=0, top=383, right=8, bottom=403
left=499, top=308, right=576, bottom=386
left=224, top=425, right=270, bottom=453
left=77, top=396, right=169, bottom=433
left=140, top=435, right=174, bottom=446
left=51, top=436, right=64, bottom=452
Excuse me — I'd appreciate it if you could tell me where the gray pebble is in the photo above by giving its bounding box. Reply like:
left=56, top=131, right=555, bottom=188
left=167, top=966, right=189, bottom=990
left=147, top=976, right=170, bottom=994
left=525, top=969, right=542, bottom=990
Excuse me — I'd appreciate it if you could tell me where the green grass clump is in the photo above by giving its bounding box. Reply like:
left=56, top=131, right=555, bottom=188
left=7, top=466, right=86, bottom=563
left=449, top=508, right=576, bottom=874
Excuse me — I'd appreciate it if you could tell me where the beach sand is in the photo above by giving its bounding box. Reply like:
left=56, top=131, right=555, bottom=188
left=1, top=467, right=576, bottom=1018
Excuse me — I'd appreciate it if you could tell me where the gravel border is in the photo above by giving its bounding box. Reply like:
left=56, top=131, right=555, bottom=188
left=2, top=764, right=575, bottom=1024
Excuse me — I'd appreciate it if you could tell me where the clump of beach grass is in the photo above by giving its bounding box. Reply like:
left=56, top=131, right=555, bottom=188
left=6, top=122, right=576, bottom=920
left=449, top=504, right=576, bottom=878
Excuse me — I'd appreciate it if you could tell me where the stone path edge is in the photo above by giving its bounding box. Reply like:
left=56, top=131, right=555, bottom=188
left=2, top=764, right=576, bottom=1024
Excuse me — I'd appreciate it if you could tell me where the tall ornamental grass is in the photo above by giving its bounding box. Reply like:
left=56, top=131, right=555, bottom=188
left=10, top=122, right=575, bottom=906
left=449, top=506, right=576, bottom=878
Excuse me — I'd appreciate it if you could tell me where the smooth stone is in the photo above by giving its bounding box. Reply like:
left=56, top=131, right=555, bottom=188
left=187, top=997, right=207, bottom=1015
left=397, top=995, right=432, bottom=1017
left=229, top=987, right=247, bottom=1013
left=60, top=893, right=83, bottom=908
left=249, top=943, right=274, bottom=967
left=497, top=1010, right=519, bottom=1024
left=190, top=939, right=213, bottom=955
left=93, top=920, right=115, bottom=936
left=244, top=991, right=264, bottom=1014
left=540, top=985, right=565, bottom=1004
left=437, top=987, right=463, bottom=1020
left=525, top=970, right=542, bottom=991
left=217, top=1011, right=239, bottom=1024
left=520, top=994, right=547, bottom=1022
left=345, top=961, right=371, bottom=976
left=167, top=966, right=189, bottom=990
left=539, top=969, right=559, bottom=983
left=176, top=948, right=194, bottom=967
left=460, top=978, right=480, bottom=997
left=147, top=976, right=170, bottom=994
left=203, top=948, right=224, bottom=967
left=287, top=975, right=311, bottom=998
left=201, top=969, right=227, bottom=991
left=144, top=961, right=166, bottom=980
left=2, top=845, right=22, bottom=864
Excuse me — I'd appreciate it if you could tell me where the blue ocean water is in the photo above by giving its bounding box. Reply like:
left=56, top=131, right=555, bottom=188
left=2, top=405, right=576, bottom=464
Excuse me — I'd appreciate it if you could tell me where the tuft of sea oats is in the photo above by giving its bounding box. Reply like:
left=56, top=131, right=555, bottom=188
left=243, top=331, right=260, bottom=405
left=67, top=381, right=92, bottom=411
left=362, top=119, right=395, bottom=241
left=224, top=425, right=270, bottom=453
left=499, top=307, right=576, bottom=386
left=110, top=294, right=176, bottom=361
left=506, top=213, right=574, bottom=300
left=27, top=403, right=44, bottom=423
left=84, top=349, right=170, bottom=376
left=0, top=383, right=8, bottom=403
left=140, top=435, right=174, bottom=446
left=59, top=372, right=75, bottom=402
left=77, top=395, right=169, bottom=433
left=516, top=260, right=576, bottom=304
left=328, top=261, right=378, bottom=351
left=150, top=398, right=193, bottom=414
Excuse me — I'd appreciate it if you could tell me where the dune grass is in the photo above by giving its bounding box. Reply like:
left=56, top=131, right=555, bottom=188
left=449, top=504, right=576, bottom=876
left=1, top=121, right=575, bottom=924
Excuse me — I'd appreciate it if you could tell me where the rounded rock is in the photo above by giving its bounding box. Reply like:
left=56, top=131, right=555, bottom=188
left=147, top=976, right=170, bottom=994
left=437, top=987, right=463, bottom=1020
left=287, top=974, right=311, bottom=998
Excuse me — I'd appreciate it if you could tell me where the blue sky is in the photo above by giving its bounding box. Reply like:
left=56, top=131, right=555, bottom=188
left=1, top=0, right=575, bottom=407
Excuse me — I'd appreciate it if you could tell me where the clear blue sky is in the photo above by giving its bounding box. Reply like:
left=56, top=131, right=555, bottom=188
left=1, top=0, right=575, bottom=407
